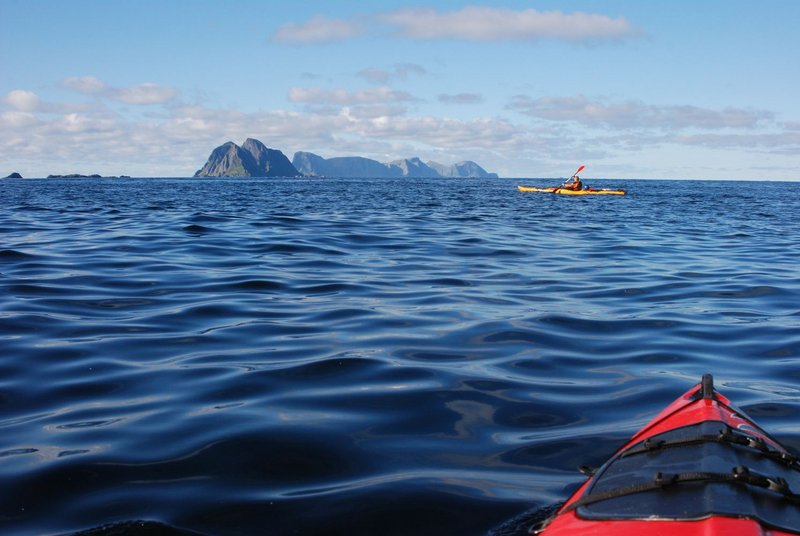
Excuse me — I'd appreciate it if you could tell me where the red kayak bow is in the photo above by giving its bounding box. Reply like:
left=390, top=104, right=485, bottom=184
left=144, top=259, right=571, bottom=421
left=536, top=374, right=800, bottom=535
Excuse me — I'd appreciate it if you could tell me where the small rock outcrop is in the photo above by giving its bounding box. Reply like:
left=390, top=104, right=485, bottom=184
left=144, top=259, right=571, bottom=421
left=4, top=172, right=23, bottom=179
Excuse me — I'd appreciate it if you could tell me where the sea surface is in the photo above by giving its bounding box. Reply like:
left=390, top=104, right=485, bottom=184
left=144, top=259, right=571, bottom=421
left=1, top=177, right=799, bottom=536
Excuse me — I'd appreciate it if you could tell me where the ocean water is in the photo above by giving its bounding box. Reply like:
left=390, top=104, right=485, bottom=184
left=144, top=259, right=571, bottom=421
left=0, top=177, right=799, bottom=536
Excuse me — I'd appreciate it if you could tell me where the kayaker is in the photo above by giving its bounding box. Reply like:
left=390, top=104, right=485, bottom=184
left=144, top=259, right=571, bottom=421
left=562, top=175, right=582, bottom=190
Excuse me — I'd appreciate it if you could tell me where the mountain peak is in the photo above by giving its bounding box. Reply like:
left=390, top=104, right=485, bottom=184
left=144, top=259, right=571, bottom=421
left=196, top=140, right=498, bottom=178
left=426, top=160, right=498, bottom=178
left=195, top=139, right=300, bottom=177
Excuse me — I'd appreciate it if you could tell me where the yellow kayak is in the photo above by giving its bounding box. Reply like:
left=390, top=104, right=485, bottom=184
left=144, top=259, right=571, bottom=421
left=517, top=185, right=626, bottom=195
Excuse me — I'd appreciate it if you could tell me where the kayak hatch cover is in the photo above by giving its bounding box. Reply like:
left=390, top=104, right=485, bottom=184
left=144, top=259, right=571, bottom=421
left=535, top=374, right=800, bottom=535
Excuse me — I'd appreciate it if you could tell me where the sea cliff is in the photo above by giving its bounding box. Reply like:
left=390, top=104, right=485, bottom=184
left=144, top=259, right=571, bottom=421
left=292, top=151, right=498, bottom=178
left=194, top=139, right=300, bottom=177
left=195, top=138, right=498, bottom=178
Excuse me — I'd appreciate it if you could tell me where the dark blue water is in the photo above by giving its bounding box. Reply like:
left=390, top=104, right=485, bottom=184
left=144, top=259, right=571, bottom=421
left=1, top=177, right=799, bottom=536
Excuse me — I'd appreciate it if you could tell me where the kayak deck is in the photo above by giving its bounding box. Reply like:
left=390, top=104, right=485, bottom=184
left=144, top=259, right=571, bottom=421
left=536, top=374, right=800, bottom=535
left=517, top=185, right=626, bottom=195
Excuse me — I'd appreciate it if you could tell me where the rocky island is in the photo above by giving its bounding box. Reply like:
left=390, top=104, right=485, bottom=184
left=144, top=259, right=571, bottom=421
left=195, top=138, right=498, bottom=178
left=292, top=152, right=497, bottom=179
left=3, top=172, right=132, bottom=179
left=194, top=138, right=300, bottom=177
left=7, top=140, right=498, bottom=180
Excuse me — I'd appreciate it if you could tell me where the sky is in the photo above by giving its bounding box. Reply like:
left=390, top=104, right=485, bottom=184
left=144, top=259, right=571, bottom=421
left=2, top=0, right=799, bottom=180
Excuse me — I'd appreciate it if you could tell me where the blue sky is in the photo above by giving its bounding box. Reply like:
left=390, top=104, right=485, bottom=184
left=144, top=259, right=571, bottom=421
left=2, top=0, right=799, bottom=179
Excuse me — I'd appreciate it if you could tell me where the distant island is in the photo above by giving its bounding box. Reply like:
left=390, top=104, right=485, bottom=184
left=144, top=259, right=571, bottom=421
left=194, top=138, right=301, bottom=178
left=4, top=139, right=498, bottom=179
left=46, top=174, right=130, bottom=179
left=292, top=152, right=497, bottom=179
left=195, top=138, right=498, bottom=179
left=3, top=172, right=131, bottom=179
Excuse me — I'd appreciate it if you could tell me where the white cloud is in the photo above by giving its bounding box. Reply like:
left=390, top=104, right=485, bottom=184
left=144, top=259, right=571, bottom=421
left=62, top=76, right=176, bottom=105
left=344, top=105, right=409, bottom=119
left=438, top=93, right=484, bottom=105
left=272, top=16, right=363, bottom=44
left=2, top=110, right=39, bottom=128
left=357, top=68, right=392, bottom=85
left=357, top=63, right=430, bottom=84
left=379, top=7, right=638, bottom=42
left=110, top=83, right=177, bottom=105
left=63, top=76, right=108, bottom=94
left=271, top=7, right=639, bottom=45
left=0, top=89, right=536, bottom=176
left=670, top=131, right=800, bottom=152
left=2, top=81, right=798, bottom=179
left=288, top=86, right=416, bottom=106
left=57, top=112, right=120, bottom=134
left=5, top=90, right=41, bottom=112
left=509, top=95, right=772, bottom=130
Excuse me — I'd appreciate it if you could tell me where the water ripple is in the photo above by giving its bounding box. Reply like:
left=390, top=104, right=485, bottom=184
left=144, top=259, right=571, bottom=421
left=0, top=178, right=798, bottom=535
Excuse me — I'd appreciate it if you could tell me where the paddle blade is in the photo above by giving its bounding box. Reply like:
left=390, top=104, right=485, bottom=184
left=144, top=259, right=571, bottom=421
left=574, top=165, right=585, bottom=175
